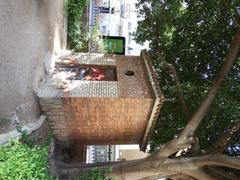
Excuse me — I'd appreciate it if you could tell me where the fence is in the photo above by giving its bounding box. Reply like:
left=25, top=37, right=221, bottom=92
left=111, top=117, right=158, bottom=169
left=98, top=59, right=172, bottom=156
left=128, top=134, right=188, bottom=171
left=87, top=145, right=116, bottom=163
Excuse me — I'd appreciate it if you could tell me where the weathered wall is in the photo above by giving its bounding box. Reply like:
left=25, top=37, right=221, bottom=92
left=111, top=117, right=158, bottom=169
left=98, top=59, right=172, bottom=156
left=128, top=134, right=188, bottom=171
left=39, top=97, right=67, bottom=144
left=0, top=0, right=66, bottom=133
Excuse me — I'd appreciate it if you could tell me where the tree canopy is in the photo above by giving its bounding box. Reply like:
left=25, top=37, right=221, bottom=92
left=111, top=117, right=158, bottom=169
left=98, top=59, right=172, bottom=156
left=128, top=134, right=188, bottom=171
left=134, top=0, right=240, bottom=152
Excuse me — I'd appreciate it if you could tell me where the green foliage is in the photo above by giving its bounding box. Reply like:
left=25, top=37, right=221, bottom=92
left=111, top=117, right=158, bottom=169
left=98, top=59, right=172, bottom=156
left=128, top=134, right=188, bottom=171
left=67, top=0, right=89, bottom=51
left=16, top=125, right=37, bottom=147
left=66, top=0, right=105, bottom=53
left=0, top=141, right=54, bottom=180
left=87, top=25, right=107, bottom=53
left=69, top=25, right=106, bottom=53
left=135, top=0, right=240, bottom=152
left=0, top=129, right=110, bottom=180
left=77, top=168, right=114, bottom=180
left=0, top=127, right=56, bottom=180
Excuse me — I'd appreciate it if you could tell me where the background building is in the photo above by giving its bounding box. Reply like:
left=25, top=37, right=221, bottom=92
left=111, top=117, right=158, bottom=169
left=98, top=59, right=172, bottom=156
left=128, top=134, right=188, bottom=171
left=86, top=145, right=149, bottom=163
left=89, top=0, right=149, bottom=55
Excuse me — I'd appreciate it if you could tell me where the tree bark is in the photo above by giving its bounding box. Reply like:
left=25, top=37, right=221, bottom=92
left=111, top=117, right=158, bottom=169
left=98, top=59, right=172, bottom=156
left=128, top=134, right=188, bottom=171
left=162, top=61, right=191, bottom=120
left=207, top=167, right=240, bottom=180
left=50, top=146, right=240, bottom=179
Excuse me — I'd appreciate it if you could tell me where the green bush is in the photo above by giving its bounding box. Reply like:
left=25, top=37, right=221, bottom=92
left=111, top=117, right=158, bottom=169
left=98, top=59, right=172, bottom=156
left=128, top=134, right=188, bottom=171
left=87, top=25, right=107, bottom=53
left=66, top=0, right=106, bottom=53
left=0, top=126, right=110, bottom=179
left=0, top=141, right=54, bottom=180
left=66, top=0, right=89, bottom=51
left=77, top=168, right=114, bottom=180
left=0, top=139, right=110, bottom=180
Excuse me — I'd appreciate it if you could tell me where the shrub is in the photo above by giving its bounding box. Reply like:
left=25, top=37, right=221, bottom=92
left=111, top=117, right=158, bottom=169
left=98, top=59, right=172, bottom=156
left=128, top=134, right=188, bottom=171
left=87, top=24, right=107, bottom=53
left=0, top=125, right=110, bottom=179
left=66, top=0, right=89, bottom=51
left=0, top=141, right=55, bottom=180
left=77, top=168, right=114, bottom=180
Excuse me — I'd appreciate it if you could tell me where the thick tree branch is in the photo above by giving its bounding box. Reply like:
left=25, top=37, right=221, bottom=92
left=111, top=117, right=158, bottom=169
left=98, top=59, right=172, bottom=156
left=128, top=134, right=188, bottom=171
left=207, top=166, right=240, bottom=180
left=50, top=142, right=168, bottom=180
left=162, top=154, right=240, bottom=171
left=183, top=169, right=218, bottom=180
left=50, top=141, right=240, bottom=180
left=153, top=3, right=191, bottom=122
left=155, top=28, right=240, bottom=157
left=162, top=61, right=201, bottom=155
left=136, top=173, right=178, bottom=180
left=204, top=122, right=240, bottom=154
left=162, top=62, right=191, bottom=120
left=170, top=174, right=197, bottom=180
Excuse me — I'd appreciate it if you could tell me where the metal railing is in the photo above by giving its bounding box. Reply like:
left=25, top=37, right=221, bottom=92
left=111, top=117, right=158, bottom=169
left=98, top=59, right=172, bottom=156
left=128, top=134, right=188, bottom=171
left=87, top=145, right=114, bottom=163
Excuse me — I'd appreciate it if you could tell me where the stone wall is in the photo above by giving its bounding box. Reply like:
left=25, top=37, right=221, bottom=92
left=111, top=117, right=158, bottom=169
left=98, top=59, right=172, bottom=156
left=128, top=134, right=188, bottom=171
left=39, top=97, right=68, bottom=145
left=38, top=77, right=69, bottom=146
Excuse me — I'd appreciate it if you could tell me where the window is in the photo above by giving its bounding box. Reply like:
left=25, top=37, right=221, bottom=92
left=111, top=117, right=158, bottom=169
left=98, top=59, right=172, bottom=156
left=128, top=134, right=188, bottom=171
left=121, top=4, right=131, bottom=18
left=125, top=4, right=131, bottom=18
left=127, top=47, right=133, bottom=54
left=128, top=22, right=131, bottom=30
left=128, top=32, right=132, bottom=45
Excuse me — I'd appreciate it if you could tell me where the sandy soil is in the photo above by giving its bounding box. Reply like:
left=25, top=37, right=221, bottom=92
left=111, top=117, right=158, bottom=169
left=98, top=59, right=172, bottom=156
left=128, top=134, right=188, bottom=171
left=0, top=0, right=66, bottom=133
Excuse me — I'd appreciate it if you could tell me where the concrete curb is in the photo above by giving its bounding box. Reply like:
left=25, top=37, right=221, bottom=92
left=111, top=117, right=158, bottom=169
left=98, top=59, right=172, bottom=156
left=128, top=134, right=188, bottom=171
left=0, top=115, right=46, bottom=145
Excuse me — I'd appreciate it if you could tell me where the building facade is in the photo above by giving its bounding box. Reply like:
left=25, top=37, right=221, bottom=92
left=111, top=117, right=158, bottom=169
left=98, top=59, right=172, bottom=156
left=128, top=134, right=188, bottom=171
left=89, top=0, right=149, bottom=55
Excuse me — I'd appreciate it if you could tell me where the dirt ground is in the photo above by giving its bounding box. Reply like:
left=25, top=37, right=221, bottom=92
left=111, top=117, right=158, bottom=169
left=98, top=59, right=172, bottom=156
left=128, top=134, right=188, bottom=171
left=0, top=0, right=66, bottom=133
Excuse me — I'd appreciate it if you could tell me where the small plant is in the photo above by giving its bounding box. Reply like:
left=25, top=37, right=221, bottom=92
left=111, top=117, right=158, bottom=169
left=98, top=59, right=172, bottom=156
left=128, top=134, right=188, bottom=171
left=74, top=24, right=107, bottom=53
left=66, top=0, right=89, bottom=51
left=77, top=167, right=115, bottom=180
left=87, top=25, right=107, bottom=53
left=66, top=0, right=107, bottom=53
left=16, top=124, right=36, bottom=147
left=0, top=125, right=55, bottom=180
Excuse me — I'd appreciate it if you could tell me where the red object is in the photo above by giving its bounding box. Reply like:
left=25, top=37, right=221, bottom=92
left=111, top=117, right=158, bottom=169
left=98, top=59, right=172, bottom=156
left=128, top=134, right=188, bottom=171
left=83, top=68, right=105, bottom=81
